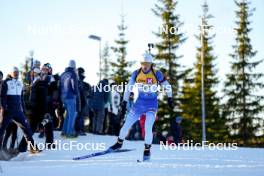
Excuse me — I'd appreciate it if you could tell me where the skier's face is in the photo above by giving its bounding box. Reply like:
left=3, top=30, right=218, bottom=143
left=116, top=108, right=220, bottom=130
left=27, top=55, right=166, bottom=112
left=141, top=62, right=151, bottom=72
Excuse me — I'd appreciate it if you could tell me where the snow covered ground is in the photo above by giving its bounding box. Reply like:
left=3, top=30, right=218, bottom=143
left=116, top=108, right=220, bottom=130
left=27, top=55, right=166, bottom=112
left=1, top=132, right=264, bottom=176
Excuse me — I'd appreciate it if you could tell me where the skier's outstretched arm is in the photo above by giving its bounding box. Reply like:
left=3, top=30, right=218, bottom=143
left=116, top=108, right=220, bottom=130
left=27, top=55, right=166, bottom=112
left=123, top=71, right=137, bottom=102
left=156, top=70, right=173, bottom=108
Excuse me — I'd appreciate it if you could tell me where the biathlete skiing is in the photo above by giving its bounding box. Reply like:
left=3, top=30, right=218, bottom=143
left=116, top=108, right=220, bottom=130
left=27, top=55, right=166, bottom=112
left=109, top=53, right=173, bottom=161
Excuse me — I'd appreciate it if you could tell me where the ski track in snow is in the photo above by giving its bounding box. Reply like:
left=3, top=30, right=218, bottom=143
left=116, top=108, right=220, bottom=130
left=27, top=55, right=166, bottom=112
left=0, top=132, right=264, bottom=176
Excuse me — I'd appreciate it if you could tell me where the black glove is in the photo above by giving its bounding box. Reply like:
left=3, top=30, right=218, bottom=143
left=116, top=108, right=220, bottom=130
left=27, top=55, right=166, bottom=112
left=120, top=101, right=127, bottom=116
left=168, top=97, right=174, bottom=109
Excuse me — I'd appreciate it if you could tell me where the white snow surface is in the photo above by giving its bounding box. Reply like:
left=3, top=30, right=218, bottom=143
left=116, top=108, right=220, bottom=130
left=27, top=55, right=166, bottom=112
left=1, top=132, right=264, bottom=176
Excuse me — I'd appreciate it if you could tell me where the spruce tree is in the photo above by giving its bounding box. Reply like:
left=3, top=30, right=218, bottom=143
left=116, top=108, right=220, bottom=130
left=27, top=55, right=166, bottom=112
left=101, top=42, right=111, bottom=80
left=179, top=72, right=196, bottom=141
left=223, top=0, right=264, bottom=145
left=111, top=15, right=133, bottom=87
left=180, top=2, right=228, bottom=143
left=152, top=0, right=186, bottom=133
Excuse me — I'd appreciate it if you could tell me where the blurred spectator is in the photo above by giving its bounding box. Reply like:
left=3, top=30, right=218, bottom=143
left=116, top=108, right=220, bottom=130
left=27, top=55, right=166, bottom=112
left=152, top=131, right=167, bottom=144
left=0, top=67, right=39, bottom=154
left=52, top=74, right=64, bottom=130
left=33, top=60, right=41, bottom=69
left=32, top=68, right=41, bottom=83
left=0, top=71, right=3, bottom=124
left=90, top=79, right=110, bottom=134
left=41, top=63, right=55, bottom=84
left=60, top=60, right=79, bottom=138
left=39, top=63, right=57, bottom=138
left=0, top=70, right=18, bottom=150
left=19, top=67, right=54, bottom=150
left=75, top=67, right=91, bottom=136
left=0, top=71, right=3, bottom=85
left=27, top=60, right=41, bottom=84
left=171, top=116, right=183, bottom=144
left=107, top=83, right=121, bottom=136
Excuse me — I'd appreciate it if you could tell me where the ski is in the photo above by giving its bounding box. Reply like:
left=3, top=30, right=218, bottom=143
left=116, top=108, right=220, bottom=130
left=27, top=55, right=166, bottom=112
left=136, top=159, right=150, bottom=163
left=73, top=148, right=135, bottom=160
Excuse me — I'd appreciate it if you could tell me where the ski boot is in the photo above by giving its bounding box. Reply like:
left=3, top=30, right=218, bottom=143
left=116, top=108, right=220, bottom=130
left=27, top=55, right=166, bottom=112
left=143, top=144, right=151, bottom=161
left=109, top=138, right=123, bottom=151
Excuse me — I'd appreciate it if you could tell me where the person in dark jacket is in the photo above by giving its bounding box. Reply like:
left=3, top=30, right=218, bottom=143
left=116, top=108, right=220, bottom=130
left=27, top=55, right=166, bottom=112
left=38, top=63, right=56, bottom=138
left=18, top=68, right=54, bottom=151
left=171, top=116, right=183, bottom=145
left=60, top=60, right=79, bottom=137
left=90, top=79, right=110, bottom=134
left=75, top=67, right=91, bottom=136
left=0, top=71, right=3, bottom=123
left=52, top=74, right=64, bottom=130
left=0, top=67, right=39, bottom=158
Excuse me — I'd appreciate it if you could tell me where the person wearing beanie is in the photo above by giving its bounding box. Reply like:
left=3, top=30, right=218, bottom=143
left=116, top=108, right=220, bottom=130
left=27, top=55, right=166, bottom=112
left=32, top=68, right=41, bottom=84
left=0, top=67, right=40, bottom=160
left=18, top=65, right=55, bottom=151
left=39, top=63, right=57, bottom=140
left=69, top=60, right=76, bottom=69
left=0, top=70, right=18, bottom=151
